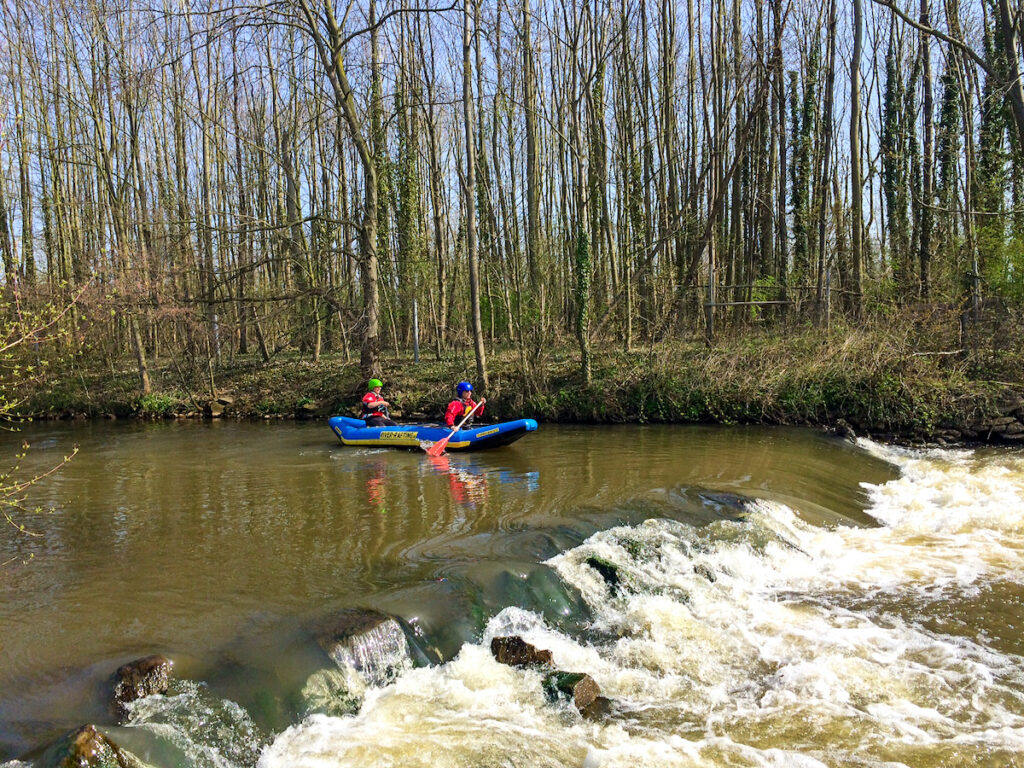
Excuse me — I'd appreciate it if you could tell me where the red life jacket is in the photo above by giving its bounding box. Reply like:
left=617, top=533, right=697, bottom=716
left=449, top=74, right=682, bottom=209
left=445, top=398, right=481, bottom=427
left=361, top=392, right=387, bottom=419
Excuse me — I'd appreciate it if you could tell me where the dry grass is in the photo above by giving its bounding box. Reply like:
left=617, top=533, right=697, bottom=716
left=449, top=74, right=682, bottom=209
left=18, top=310, right=1023, bottom=438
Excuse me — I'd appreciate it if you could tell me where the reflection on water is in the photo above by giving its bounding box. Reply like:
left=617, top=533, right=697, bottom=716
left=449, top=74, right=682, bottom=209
left=8, top=421, right=1017, bottom=767
left=364, top=458, right=388, bottom=513
left=426, top=454, right=488, bottom=508
left=362, top=452, right=512, bottom=514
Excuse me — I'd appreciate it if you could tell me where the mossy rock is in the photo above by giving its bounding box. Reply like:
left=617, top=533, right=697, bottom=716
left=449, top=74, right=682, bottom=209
left=542, top=671, right=600, bottom=711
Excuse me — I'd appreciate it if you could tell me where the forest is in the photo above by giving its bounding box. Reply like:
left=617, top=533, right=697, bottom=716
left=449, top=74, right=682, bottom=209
left=1, top=0, right=1023, bottom=411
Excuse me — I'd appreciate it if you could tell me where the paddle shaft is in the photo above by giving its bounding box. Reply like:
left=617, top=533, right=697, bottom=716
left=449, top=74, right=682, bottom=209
left=426, top=400, right=482, bottom=455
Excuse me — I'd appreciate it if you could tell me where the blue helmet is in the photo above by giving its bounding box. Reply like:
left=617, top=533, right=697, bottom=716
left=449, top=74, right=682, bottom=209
left=456, top=381, right=473, bottom=395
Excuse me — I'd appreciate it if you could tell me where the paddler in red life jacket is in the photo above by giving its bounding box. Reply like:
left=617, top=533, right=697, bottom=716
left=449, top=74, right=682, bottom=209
left=361, top=378, right=398, bottom=427
left=444, top=381, right=486, bottom=428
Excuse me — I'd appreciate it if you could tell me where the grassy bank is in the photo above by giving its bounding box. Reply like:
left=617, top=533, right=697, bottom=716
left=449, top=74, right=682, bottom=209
left=21, top=318, right=1024, bottom=443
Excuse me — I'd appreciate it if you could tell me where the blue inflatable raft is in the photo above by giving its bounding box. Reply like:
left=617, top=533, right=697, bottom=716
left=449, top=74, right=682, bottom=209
left=328, top=415, right=538, bottom=451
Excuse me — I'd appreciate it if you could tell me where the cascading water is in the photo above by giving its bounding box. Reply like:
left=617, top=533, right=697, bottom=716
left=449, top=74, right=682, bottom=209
left=321, top=619, right=413, bottom=689
left=301, top=617, right=415, bottom=719
left=253, top=441, right=1024, bottom=768
left=111, top=682, right=267, bottom=768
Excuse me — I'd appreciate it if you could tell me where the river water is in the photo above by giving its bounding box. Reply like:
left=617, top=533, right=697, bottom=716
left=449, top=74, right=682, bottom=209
left=1, top=421, right=1023, bottom=767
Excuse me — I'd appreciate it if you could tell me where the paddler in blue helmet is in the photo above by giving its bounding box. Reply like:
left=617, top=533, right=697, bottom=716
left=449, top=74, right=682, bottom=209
left=444, top=381, right=485, bottom=428
left=361, top=378, right=398, bottom=427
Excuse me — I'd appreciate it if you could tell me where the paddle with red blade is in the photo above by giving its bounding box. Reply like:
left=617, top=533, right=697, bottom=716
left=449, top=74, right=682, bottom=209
left=425, top=400, right=483, bottom=457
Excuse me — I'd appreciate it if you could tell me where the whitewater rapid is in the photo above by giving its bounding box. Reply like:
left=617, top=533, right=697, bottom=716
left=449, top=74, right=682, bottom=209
left=254, top=441, right=1024, bottom=767
left=8, top=440, right=1019, bottom=768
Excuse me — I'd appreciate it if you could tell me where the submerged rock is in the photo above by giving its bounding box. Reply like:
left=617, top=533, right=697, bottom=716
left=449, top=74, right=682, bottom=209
left=542, top=671, right=601, bottom=711
left=693, top=563, right=717, bottom=583
left=112, top=679, right=267, bottom=768
left=691, top=488, right=756, bottom=519
left=482, top=565, right=593, bottom=634
left=299, top=667, right=363, bottom=718
left=112, top=655, right=174, bottom=721
left=369, top=580, right=479, bottom=665
left=580, top=695, right=614, bottom=720
left=37, top=725, right=143, bottom=768
left=311, top=609, right=412, bottom=688
left=584, top=556, right=621, bottom=595
left=834, top=419, right=856, bottom=440
left=490, top=636, right=554, bottom=668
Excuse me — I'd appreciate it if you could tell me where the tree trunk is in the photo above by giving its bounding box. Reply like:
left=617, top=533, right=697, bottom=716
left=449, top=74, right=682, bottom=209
left=919, top=0, right=934, bottom=298
left=850, top=0, right=864, bottom=315
left=464, top=0, right=488, bottom=389
left=815, top=0, right=837, bottom=319
left=523, top=0, right=541, bottom=304
left=297, top=0, right=380, bottom=377
left=997, top=0, right=1024, bottom=152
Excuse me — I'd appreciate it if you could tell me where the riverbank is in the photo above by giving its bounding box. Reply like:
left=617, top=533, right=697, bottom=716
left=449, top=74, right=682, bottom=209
left=21, top=320, right=1024, bottom=445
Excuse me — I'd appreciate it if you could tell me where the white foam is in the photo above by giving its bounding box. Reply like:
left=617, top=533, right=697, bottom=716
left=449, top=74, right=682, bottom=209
left=126, top=682, right=265, bottom=768
left=259, top=440, right=1024, bottom=767
left=258, top=644, right=593, bottom=768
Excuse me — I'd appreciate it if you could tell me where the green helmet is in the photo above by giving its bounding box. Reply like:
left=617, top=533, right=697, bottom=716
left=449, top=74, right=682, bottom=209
left=368, top=378, right=383, bottom=389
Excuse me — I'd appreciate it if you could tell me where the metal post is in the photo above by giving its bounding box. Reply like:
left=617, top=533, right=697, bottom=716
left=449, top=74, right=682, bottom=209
left=413, top=297, right=420, bottom=363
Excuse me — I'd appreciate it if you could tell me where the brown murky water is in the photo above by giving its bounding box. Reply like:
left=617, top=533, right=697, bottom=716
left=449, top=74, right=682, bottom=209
left=2, top=421, right=1023, bottom=767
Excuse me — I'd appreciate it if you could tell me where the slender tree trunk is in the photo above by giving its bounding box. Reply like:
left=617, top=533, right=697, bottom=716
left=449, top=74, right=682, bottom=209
left=850, top=0, right=865, bottom=315
left=297, top=0, right=380, bottom=377
left=570, top=4, right=591, bottom=383
left=997, top=0, right=1024, bottom=152
left=0, top=189, right=14, bottom=284
left=815, top=0, right=837, bottom=319
left=523, top=0, right=543, bottom=321
left=774, top=0, right=789, bottom=308
left=17, top=61, right=34, bottom=285
left=920, top=0, right=934, bottom=298
left=464, top=0, right=488, bottom=389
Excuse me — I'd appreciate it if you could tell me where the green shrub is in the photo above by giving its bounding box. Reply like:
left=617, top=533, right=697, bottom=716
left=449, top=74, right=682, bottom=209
left=255, top=399, right=282, bottom=415
left=137, top=393, right=176, bottom=416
